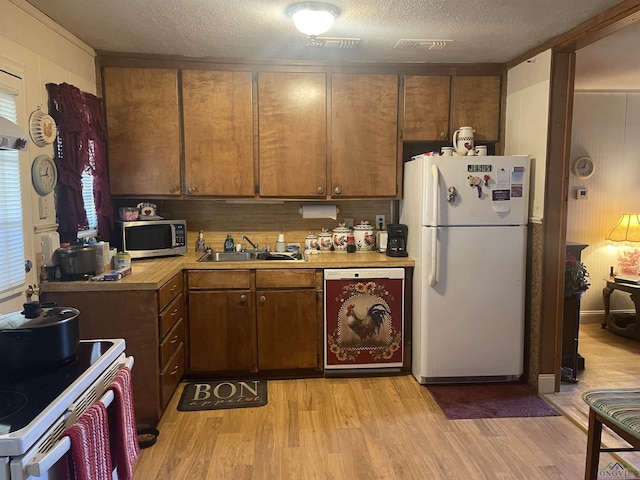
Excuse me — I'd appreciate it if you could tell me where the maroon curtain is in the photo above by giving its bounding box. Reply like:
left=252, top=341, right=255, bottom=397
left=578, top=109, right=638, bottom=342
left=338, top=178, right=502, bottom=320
left=46, top=83, right=113, bottom=242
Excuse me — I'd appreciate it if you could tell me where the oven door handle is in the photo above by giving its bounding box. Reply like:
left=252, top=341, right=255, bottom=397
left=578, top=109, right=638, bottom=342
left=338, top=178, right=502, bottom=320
left=24, top=382, right=121, bottom=477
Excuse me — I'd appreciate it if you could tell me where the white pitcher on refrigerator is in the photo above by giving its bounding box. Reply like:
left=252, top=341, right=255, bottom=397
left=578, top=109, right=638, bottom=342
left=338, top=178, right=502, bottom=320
left=452, top=126, right=475, bottom=154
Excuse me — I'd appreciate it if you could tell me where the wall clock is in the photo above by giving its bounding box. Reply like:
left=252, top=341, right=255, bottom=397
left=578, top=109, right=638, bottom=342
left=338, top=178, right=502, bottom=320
left=31, top=154, right=58, bottom=196
left=571, top=156, right=595, bottom=179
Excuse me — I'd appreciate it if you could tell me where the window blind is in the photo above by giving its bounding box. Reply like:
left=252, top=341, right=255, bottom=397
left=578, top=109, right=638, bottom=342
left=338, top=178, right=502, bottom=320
left=0, top=89, right=26, bottom=293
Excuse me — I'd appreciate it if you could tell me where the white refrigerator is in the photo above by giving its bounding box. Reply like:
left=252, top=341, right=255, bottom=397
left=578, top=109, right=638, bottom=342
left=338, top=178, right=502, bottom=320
left=400, top=154, right=530, bottom=383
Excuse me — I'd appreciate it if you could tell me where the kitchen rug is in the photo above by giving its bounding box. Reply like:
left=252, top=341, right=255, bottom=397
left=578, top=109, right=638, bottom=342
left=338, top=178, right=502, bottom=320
left=177, top=380, right=267, bottom=411
left=427, top=382, right=561, bottom=420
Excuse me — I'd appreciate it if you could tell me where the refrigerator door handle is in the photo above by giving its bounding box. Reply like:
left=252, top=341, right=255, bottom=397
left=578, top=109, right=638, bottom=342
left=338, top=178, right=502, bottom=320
left=431, top=164, right=439, bottom=225
left=430, top=164, right=439, bottom=286
left=430, top=226, right=438, bottom=286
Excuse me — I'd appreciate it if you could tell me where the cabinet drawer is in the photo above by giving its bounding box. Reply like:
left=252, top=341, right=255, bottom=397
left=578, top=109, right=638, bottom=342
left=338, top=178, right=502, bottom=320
left=159, top=292, right=185, bottom=339
left=160, top=342, right=184, bottom=408
left=188, top=269, right=251, bottom=289
left=256, top=269, right=315, bottom=288
left=160, top=316, right=185, bottom=367
left=159, top=272, right=183, bottom=309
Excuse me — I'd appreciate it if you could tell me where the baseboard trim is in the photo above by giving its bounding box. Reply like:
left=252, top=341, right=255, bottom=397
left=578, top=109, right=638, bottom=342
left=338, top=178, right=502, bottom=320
left=538, top=373, right=556, bottom=394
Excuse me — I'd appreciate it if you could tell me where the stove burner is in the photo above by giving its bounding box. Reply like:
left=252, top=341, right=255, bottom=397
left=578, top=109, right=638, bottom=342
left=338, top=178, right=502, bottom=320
left=0, top=391, right=28, bottom=421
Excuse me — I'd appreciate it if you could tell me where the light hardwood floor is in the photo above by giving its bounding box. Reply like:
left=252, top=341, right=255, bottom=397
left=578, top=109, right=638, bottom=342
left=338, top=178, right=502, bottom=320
left=545, top=322, right=640, bottom=473
left=131, top=326, right=640, bottom=480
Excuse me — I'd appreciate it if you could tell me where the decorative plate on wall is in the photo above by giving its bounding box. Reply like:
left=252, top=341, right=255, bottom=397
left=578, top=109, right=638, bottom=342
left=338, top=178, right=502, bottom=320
left=29, top=107, right=57, bottom=147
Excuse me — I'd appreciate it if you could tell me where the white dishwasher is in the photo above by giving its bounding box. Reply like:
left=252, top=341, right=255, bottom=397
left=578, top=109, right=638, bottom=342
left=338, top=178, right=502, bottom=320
left=324, top=268, right=405, bottom=370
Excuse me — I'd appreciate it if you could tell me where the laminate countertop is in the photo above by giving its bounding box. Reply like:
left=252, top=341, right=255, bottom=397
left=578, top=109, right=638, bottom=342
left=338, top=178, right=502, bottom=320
left=39, top=251, right=415, bottom=292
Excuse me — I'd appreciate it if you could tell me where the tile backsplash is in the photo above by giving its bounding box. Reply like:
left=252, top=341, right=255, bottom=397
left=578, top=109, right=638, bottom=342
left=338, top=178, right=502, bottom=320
left=114, top=199, right=395, bottom=252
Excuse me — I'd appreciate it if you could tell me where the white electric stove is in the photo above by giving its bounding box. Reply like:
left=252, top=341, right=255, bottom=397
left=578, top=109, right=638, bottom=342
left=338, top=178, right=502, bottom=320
left=0, top=339, right=129, bottom=480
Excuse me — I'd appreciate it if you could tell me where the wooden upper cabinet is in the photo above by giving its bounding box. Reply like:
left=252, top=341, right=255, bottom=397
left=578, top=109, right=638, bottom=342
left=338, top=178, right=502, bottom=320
left=258, top=72, right=327, bottom=197
left=182, top=70, right=254, bottom=197
left=103, top=68, right=181, bottom=196
left=403, top=76, right=451, bottom=141
left=331, top=73, right=399, bottom=198
left=452, top=76, right=501, bottom=142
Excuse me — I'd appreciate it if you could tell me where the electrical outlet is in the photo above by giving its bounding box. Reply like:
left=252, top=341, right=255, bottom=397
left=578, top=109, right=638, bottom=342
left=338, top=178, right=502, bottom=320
left=376, top=215, right=386, bottom=230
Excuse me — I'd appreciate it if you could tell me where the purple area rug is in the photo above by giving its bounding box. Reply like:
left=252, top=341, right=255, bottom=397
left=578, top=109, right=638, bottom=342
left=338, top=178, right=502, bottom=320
left=427, top=382, right=561, bottom=420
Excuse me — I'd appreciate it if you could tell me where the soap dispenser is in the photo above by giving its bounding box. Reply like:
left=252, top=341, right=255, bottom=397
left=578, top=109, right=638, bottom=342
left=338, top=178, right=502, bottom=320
left=224, top=233, right=235, bottom=252
left=196, top=230, right=206, bottom=252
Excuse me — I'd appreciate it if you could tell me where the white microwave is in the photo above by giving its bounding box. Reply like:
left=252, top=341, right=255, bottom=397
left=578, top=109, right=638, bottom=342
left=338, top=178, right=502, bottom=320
left=113, top=219, right=187, bottom=258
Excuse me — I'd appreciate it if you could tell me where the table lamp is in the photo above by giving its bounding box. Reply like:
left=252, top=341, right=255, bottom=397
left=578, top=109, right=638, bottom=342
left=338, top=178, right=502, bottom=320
left=605, top=213, right=640, bottom=275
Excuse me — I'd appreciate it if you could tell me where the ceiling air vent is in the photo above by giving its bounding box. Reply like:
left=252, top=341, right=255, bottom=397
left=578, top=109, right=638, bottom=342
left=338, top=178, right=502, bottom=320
left=394, top=39, right=452, bottom=50
left=305, top=37, right=361, bottom=48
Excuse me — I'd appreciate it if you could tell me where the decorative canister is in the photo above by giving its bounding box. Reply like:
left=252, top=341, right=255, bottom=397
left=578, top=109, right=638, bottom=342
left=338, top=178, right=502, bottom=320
left=304, top=233, right=318, bottom=251
left=353, top=221, right=375, bottom=252
left=332, top=224, right=351, bottom=252
left=318, top=229, right=332, bottom=252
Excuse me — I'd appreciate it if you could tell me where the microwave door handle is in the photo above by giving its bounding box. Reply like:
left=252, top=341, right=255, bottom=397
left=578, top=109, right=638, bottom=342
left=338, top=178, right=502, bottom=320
left=170, top=224, right=177, bottom=247
left=24, top=389, right=116, bottom=477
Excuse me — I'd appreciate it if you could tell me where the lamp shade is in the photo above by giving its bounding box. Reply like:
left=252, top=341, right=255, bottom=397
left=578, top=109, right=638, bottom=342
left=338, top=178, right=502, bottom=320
left=605, top=213, right=640, bottom=243
left=286, top=2, right=340, bottom=37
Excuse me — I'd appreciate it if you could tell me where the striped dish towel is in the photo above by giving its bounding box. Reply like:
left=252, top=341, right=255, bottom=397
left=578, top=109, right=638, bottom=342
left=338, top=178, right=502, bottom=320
left=65, top=401, right=113, bottom=480
left=107, top=366, right=140, bottom=480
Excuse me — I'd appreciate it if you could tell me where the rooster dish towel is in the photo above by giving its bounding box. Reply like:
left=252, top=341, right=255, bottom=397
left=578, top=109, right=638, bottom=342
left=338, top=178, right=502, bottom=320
left=325, top=278, right=404, bottom=368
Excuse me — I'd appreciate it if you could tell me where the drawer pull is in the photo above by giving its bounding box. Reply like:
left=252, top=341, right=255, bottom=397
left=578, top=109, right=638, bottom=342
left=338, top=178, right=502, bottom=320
left=169, top=285, right=178, bottom=293
left=170, top=334, right=179, bottom=344
left=170, top=308, right=179, bottom=317
left=171, top=365, right=179, bottom=375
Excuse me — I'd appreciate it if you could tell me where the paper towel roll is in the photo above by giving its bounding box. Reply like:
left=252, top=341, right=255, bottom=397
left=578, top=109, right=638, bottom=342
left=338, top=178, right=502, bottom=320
left=300, top=204, right=338, bottom=220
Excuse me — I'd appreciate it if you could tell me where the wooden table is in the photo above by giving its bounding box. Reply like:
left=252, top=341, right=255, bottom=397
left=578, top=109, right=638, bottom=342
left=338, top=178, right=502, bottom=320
left=602, top=277, right=640, bottom=340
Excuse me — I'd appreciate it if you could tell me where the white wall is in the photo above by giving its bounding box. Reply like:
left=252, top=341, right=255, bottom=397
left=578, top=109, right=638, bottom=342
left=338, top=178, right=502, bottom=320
left=568, top=92, right=640, bottom=317
left=504, top=49, right=552, bottom=223
left=0, top=0, right=96, bottom=313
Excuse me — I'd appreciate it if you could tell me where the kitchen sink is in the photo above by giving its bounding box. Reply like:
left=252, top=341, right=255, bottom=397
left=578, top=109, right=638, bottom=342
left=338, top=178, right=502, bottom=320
left=197, top=250, right=306, bottom=262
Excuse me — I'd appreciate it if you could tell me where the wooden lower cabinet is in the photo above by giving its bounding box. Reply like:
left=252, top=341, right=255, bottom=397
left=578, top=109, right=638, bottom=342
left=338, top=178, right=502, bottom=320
left=41, top=272, right=186, bottom=427
left=189, top=289, right=257, bottom=371
left=257, top=289, right=318, bottom=370
left=187, top=268, right=321, bottom=374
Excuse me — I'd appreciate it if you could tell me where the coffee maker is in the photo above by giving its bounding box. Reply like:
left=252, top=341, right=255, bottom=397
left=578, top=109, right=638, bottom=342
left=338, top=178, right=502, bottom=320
left=386, top=224, right=408, bottom=257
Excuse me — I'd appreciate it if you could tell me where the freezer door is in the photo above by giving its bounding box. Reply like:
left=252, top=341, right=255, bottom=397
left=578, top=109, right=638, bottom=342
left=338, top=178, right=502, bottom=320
left=419, top=225, right=526, bottom=380
left=423, top=155, right=530, bottom=227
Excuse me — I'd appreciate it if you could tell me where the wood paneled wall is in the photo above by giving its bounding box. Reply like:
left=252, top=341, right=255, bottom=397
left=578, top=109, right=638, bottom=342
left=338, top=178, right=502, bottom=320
left=568, top=92, right=640, bottom=316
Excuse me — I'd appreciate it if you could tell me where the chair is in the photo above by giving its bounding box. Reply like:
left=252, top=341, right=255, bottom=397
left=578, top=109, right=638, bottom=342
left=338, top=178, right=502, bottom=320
left=582, top=389, right=640, bottom=480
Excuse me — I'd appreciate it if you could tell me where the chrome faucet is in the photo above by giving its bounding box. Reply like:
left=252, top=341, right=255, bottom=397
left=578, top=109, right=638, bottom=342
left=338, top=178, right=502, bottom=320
left=241, top=235, right=259, bottom=250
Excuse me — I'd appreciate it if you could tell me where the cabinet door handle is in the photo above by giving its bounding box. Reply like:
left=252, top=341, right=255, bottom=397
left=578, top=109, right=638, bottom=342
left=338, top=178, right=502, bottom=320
left=334, top=186, right=342, bottom=195
left=169, top=185, right=178, bottom=193
left=440, top=131, right=448, bottom=140
left=317, top=186, right=325, bottom=195
left=187, top=186, right=196, bottom=194
left=240, top=294, right=247, bottom=301
left=259, top=295, right=266, bottom=303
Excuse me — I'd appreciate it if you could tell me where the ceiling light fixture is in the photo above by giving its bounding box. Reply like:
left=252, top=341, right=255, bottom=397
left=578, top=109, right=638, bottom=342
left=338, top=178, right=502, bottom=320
left=286, top=2, right=340, bottom=37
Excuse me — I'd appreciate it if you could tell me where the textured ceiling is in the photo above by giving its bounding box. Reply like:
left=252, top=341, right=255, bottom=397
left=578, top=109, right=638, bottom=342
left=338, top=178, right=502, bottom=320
left=23, top=0, right=624, bottom=64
